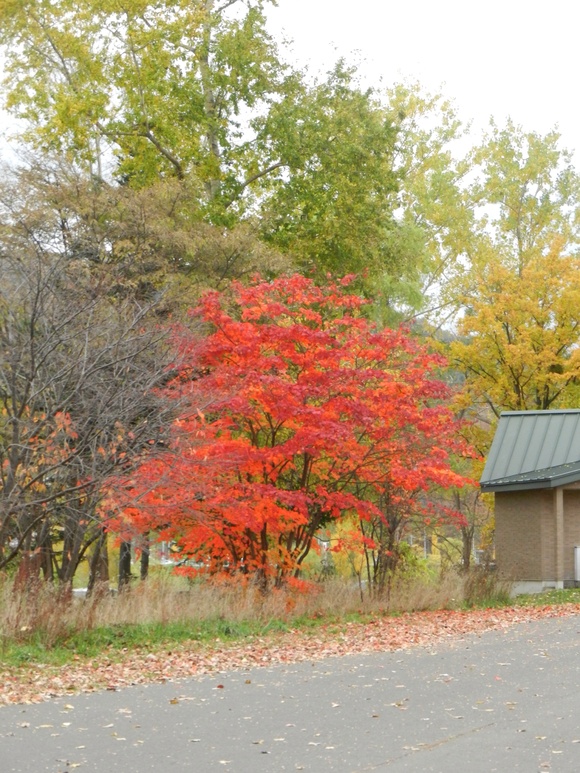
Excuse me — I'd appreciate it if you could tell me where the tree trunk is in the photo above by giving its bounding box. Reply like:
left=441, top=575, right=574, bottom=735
left=36, top=519, right=55, bottom=582
left=200, top=0, right=221, bottom=200
left=13, top=549, right=43, bottom=593
left=118, top=541, right=132, bottom=591
left=461, top=525, right=474, bottom=572
left=87, top=528, right=109, bottom=595
left=140, top=533, right=150, bottom=581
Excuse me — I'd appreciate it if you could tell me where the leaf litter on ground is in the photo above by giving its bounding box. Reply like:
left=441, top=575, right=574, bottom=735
left=2, top=603, right=579, bottom=706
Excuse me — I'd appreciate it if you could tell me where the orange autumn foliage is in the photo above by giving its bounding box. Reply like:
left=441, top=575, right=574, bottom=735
left=106, top=275, right=469, bottom=586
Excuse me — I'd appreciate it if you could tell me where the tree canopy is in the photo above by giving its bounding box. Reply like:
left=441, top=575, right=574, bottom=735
left=450, top=121, right=580, bottom=417
left=105, top=275, right=469, bottom=588
left=0, top=0, right=284, bottom=192
left=3, top=0, right=579, bottom=586
left=0, top=169, right=175, bottom=583
left=0, top=2, right=448, bottom=302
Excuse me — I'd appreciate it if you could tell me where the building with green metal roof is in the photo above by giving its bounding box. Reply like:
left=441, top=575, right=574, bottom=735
left=481, top=410, right=580, bottom=593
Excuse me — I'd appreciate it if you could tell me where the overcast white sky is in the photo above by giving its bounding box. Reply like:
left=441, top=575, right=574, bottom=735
left=268, top=0, right=580, bottom=157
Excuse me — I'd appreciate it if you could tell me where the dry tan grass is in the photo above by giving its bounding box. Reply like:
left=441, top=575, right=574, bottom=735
left=0, top=568, right=512, bottom=648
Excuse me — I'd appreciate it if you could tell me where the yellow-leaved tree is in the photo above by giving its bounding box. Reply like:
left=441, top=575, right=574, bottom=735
left=450, top=120, right=580, bottom=417
left=443, top=121, right=580, bottom=565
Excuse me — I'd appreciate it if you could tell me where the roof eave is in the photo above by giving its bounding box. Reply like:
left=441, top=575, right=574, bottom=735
left=481, top=470, right=580, bottom=492
left=481, top=480, right=554, bottom=493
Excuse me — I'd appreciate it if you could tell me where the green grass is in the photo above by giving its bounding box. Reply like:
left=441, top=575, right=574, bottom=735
left=1, top=620, right=270, bottom=667
left=513, top=587, right=580, bottom=606
left=0, top=613, right=365, bottom=668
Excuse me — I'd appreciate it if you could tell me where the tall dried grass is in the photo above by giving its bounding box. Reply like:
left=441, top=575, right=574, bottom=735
left=0, top=569, right=512, bottom=650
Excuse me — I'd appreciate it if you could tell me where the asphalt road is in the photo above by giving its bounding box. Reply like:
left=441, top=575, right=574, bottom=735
left=1, top=614, right=580, bottom=772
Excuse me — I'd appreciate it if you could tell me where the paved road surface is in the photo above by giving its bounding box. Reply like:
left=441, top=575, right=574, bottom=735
left=1, top=614, right=580, bottom=772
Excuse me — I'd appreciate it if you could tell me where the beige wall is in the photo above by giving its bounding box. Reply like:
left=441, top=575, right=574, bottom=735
left=564, top=491, right=580, bottom=580
left=495, top=488, right=580, bottom=583
left=496, top=491, right=546, bottom=581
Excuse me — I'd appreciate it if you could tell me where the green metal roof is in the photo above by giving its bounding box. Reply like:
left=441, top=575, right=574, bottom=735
left=480, top=410, right=580, bottom=492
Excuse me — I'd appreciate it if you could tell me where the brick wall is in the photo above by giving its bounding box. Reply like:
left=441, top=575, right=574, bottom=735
left=564, top=491, right=580, bottom=580
left=496, top=488, right=580, bottom=582
left=496, top=491, right=547, bottom=581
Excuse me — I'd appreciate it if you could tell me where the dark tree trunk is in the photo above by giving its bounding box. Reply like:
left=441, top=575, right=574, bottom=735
left=140, top=533, right=150, bottom=581
left=118, top=540, right=132, bottom=591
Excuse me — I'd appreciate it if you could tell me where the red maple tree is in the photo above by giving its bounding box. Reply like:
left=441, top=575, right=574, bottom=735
left=106, top=275, right=469, bottom=588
